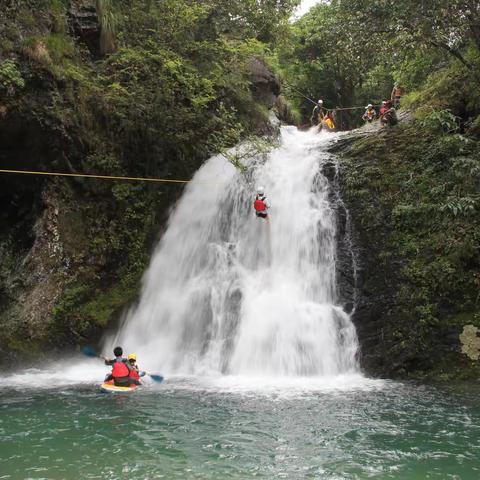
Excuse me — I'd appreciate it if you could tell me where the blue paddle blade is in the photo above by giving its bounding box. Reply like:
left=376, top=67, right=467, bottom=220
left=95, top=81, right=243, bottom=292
left=82, top=346, right=98, bottom=358
left=148, top=374, right=164, bottom=383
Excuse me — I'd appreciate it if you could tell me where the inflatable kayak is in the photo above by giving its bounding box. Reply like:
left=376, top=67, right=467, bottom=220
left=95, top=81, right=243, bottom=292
left=100, top=379, right=140, bottom=394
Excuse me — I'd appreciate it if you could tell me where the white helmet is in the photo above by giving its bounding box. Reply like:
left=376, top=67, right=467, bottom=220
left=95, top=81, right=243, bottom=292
left=257, top=186, right=264, bottom=195
left=367, top=103, right=373, bottom=108
left=317, top=99, right=323, bottom=104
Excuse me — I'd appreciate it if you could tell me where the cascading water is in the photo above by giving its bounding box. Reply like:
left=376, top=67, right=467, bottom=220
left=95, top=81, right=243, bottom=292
left=109, top=126, right=359, bottom=377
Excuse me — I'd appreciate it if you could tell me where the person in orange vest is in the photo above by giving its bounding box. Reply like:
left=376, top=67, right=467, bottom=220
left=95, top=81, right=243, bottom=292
left=362, top=104, right=376, bottom=122
left=127, top=353, right=144, bottom=384
left=253, top=186, right=270, bottom=220
left=323, top=110, right=336, bottom=130
left=104, top=346, right=136, bottom=387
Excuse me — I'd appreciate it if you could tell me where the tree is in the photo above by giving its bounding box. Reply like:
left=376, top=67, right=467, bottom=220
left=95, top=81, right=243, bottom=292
left=278, top=1, right=393, bottom=125
left=335, top=0, right=480, bottom=74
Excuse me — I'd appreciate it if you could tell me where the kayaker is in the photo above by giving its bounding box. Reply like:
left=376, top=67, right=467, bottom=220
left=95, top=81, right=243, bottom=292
left=104, top=346, right=135, bottom=387
left=253, top=186, right=270, bottom=221
left=127, top=353, right=144, bottom=385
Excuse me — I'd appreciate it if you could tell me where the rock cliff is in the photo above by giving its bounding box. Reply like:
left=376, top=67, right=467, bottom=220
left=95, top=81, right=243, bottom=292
left=332, top=122, right=480, bottom=380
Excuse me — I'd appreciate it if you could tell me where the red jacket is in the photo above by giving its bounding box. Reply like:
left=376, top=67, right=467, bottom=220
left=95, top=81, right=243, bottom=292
left=129, top=368, right=140, bottom=380
left=111, top=359, right=130, bottom=378
left=254, top=195, right=268, bottom=212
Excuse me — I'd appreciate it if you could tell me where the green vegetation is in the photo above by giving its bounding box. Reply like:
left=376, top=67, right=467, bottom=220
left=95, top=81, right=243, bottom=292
left=340, top=126, right=479, bottom=379
left=0, top=0, right=298, bottom=360
left=336, top=53, right=478, bottom=379
left=277, top=0, right=480, bottom=127
left=96, top=0, right=117, bottom=55
left=0, top=60, right=25, bottom=95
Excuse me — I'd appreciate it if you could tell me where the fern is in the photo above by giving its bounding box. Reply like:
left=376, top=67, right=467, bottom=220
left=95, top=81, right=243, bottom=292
left=440, top=196, right=478, bottom=217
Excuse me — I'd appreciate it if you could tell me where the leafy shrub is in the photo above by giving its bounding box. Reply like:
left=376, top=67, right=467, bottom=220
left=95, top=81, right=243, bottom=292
left=440, top=196, right=477, bottom=217
left=0, top=60, right=25, bottom=95
left=418, top=108, right=460, bottom=133
left=96, top=0, right=118, bottom=55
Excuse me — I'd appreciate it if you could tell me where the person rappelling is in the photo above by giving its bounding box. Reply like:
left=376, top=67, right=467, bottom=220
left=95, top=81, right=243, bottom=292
left=310, top=99, right=325, bottom=127
left=253, top=186, right=270, bottom=221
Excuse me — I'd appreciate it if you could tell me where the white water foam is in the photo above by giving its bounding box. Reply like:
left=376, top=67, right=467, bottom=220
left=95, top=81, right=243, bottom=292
left=106, top=127, right=360, bottom=381
left=5, top=358, right=108, bottom=389
left=160, top=374, right=388, bottom=399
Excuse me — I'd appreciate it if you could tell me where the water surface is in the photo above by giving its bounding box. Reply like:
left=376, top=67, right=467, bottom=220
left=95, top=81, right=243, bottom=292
left=1, top=375, right=479, bottom=479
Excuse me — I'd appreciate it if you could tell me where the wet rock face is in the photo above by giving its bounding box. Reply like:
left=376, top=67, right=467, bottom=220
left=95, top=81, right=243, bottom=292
left=68, top=0, right=100, bottom=56
left=0, top=185, right=68, bottom=365
left=248, top=57, right=281, bottom=109
left=329, top=131, right=479, bottom=380
left=322, top=160, right=356, bottom=315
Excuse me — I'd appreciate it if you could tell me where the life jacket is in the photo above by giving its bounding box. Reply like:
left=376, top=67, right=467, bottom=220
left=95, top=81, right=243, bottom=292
left=254, top=196, right=267, bottom=212
left=129, top=368, right=140, bottom=380
left=111, top=359, right=130, bottom=378
left=324, top=118, right=335, bottom=129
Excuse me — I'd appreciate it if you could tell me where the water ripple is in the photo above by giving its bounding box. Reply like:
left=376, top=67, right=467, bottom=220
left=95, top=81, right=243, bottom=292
left=1, top=380, right=479, bottom=479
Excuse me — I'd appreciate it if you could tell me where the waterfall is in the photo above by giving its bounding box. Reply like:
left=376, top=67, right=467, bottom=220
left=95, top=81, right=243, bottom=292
left=109, top=126, right=359, bottom=377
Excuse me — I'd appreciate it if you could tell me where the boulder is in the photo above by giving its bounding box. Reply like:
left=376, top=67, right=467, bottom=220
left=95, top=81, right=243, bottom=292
left=68, top=0, right=100, bottom=56
left=248, top=57, right=280, bottom=109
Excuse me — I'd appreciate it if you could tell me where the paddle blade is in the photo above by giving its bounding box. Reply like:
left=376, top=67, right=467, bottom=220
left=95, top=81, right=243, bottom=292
left=148, top=374, right=164, bottom=383
left=82, top=346, right=98, bottom=358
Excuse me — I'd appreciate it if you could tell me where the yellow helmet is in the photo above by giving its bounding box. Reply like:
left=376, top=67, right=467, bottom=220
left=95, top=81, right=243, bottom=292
left=127, top=353, right=137, bottom=361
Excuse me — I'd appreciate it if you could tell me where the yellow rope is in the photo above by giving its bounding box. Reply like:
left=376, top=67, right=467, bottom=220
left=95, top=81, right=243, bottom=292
left=0, top=168, right=192, bottom=184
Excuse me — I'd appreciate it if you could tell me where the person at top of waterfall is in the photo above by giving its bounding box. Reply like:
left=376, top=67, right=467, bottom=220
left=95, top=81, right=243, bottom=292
left=379, top=100, right=389, bottom=117
left=253, top=186, right=270, bottom=220
left=127, top=353, right=144, bottom=384
left=104, top=346, right=136, bottom=387
left=362, top=104, right=376, bottom=122
left=391, top=83, right=405, bottom=109
left=380, top=100, right=398, bottom=127
left=323, top=110, right=335, bottom=130
left=311, top=99, right=325, bottom=126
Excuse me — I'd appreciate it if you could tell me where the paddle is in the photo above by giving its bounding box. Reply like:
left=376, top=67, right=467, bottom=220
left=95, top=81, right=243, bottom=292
left=82, top=345, right=105, bottom=359
left=81, top=346, right=164, bottom=383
